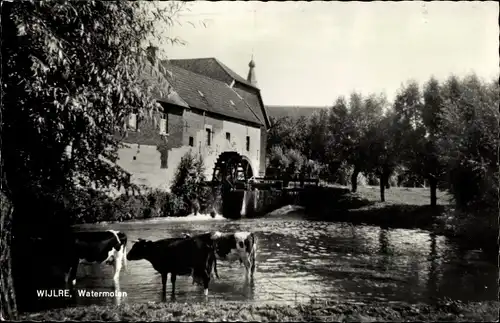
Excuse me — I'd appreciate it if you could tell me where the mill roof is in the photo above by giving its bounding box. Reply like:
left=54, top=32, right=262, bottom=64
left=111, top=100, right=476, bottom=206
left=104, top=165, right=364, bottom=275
left=160, top=61, right=265, bottom=126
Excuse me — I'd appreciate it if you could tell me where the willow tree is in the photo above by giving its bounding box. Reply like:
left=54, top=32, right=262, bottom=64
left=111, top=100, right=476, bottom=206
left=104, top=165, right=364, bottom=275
left=0, top=1, right=191, bottom=318
left=345, top=92, right=386, bottom=193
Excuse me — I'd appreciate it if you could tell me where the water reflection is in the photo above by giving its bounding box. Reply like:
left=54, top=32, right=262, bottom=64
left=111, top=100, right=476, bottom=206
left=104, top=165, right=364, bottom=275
left=54, top=217, right=498, bottom=308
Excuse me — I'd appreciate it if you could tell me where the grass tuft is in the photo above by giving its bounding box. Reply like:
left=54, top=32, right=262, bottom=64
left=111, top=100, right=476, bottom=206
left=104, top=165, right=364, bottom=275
left=19, top=300, right=499, bottom=322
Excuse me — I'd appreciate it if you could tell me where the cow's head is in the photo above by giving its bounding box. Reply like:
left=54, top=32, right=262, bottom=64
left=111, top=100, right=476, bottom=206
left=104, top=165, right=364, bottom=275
left=127, top=238, right=152, bottom=261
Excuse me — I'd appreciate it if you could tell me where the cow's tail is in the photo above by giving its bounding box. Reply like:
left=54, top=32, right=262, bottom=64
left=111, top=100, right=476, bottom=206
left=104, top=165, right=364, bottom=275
left=118, top=231, right=128, bottom=272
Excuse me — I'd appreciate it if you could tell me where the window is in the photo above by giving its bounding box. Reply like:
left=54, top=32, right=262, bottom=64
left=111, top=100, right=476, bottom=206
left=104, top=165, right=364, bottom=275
left=159, top=113, right=168, bottom=135
left=206, top=128, right=212, bottom=146
left=226, top=132, right=231, bottom=141
left=160, top=153, right=168, bottom=169
left=128, top=113, right=137, bottom=131
left=189, top=136, right=194, bottom=147
left=246, top=136, right=250, bottom=151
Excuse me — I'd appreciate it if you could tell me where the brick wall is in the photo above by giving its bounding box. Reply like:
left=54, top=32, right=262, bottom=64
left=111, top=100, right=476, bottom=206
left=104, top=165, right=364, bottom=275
left=182, top=109, right=262, bottom=180
left=116, top=104, right=263, bottom=191
left=233, top=83, right=268, bottom=177
left=115, top=103, right=185, bottom=191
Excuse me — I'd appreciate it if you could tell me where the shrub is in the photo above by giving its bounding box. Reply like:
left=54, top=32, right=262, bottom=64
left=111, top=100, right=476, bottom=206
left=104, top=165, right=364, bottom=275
left=160, top=192, right=184, bottom=217
left=266, top=145, right=290, bottom=176
left=66, top=188, right=114, bottom=224
left=198, top=186, right=222, bottom=215
left=112, top=194, right=147, bottom=222
left=170, top=151, right=204, bottom=199
left=170, top=151, right=208, bottom=215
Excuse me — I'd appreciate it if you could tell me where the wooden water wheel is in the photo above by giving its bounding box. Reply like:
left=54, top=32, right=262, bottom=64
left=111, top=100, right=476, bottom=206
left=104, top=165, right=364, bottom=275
left=212, top=152, right=253, bottom=188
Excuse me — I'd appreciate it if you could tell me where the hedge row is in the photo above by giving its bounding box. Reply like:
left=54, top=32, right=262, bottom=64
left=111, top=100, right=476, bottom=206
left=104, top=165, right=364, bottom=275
left=68, top=186, right=222, bottom=224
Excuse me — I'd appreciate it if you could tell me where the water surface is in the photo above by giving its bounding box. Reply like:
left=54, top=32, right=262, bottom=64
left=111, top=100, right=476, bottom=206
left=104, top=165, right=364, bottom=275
left=69, top=215, right=497, bottom=307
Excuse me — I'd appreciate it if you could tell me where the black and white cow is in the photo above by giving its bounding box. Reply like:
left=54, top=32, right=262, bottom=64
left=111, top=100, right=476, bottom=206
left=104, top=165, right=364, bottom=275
left=183, top=231, right=257, bottom=280
left=127, top=234, right=217, bottom=299
left=64, top=230, right=128, bottom=288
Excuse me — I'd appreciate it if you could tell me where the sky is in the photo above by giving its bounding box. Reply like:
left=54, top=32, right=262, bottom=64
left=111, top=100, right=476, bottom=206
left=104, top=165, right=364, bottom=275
left=156, top=1, right=499, bottom=107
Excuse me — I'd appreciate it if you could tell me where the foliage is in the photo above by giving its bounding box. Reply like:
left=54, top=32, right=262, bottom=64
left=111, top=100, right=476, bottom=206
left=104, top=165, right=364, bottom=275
left=437, top=74, right=499, bottom=210
left=163, top=193, right=185, bottom=217
left=1, top=1, right=190, bottom=316
left=307, top=109, right=329, bottom=162
left=343, top=92, right=386, bottom=180
left=266, top=145, right=290, bottom=174
left=324, top=97, right=351, bottom=164
left=2, top=1, right=188, bottom=207
left=266, top=72, right=498, bottom=210
left=266, top=146, right=309, bottom=178
left=66, top=188, right=114, bottom=224
left=170, top=151, right=207, bottom=212
left=267, top=116, right=309, bottom=155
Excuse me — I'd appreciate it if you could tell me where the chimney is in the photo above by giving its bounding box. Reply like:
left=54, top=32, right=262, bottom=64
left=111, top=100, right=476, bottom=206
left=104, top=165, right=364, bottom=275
left=146, top=45, right=158, bottom=65
left=247, top=57, right=257, bottom=87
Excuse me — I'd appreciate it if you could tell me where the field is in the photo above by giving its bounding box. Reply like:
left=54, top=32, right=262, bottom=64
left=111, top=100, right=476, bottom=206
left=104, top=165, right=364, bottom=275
left=299, top=185, right=452, bottom=229
left=21, top=300, right=499, bottom=322
left=349, top=185, right=453, bottom=206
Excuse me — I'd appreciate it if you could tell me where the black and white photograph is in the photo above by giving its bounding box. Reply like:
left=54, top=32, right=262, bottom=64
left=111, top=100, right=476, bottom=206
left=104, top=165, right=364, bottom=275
left=1, top=1, right=498, bottom=321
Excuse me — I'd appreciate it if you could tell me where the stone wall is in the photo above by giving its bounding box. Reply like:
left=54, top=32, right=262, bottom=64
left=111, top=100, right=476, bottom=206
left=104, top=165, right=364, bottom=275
left=116, top=104, right=264, bottom=191
left=182, top=109, right=261, bottom=180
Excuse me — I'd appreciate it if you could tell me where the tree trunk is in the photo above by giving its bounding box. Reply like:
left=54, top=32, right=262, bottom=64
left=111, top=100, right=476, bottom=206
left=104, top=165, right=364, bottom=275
left=1, top=198, right=17, bottom=320
left=351, top=166, right=360, bottom=193
left=429, top=177, right=438, bottom=207
left=379, top=175, right=386, bottom=202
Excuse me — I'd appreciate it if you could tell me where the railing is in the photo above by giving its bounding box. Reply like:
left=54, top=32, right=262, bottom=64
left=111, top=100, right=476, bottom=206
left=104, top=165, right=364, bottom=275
left=202, top=176, right=319, bottom=191
left=253, top=176, right=319, bottom=189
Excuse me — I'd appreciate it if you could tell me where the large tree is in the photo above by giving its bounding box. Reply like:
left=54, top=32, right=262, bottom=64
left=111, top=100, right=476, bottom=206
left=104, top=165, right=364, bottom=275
left=392, top=80, right=441, bottom=203
left=438, top=74, right=499, bottom=210
left=360, top=94, right=394, bottom=201
left=419, top=77, right=446, bottom=206
left=322, top=96, right=351, bottom=180
left=345, top=92, right=386, bottom=192
left=0, top=1, right=188, bottom=318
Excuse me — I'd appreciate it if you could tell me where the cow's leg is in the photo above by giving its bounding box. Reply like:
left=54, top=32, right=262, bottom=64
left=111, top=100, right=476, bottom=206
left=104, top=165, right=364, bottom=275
left=170, top=274, right=177, bottom=300
left=113, top=248, right=124, bottom=286
left=202, top=273, right=210, bottom=297
left=250, top=252, right=256, bottom=278
left=242, top=257, right=252, bottom=281
left=214, top=258, right=220, bottom=279
left=68, top=260, right=79, bottom=289
left=161, top=273, right=168, bottom=302
left=64, top=269, right=71, bottom=289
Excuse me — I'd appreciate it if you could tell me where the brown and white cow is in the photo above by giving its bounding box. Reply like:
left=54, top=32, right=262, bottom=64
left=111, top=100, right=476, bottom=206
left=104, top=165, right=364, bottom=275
left=64, top=229, right=128, bottom=289
left=183, top=231, right=257, bottom=280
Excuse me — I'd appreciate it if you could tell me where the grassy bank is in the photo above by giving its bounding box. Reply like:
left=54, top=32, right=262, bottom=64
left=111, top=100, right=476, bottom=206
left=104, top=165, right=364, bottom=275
left=20, top=300, right=499, bottom=322
left=300, top=185, right=452, bottom=228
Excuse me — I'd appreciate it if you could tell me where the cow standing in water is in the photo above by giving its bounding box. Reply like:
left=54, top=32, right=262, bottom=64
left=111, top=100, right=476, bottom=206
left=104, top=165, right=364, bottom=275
left=64, top=230, right=128, bottom=289
left=183, top=231, right=257, bottom=281
left=127, top=234, right=217, bottom=300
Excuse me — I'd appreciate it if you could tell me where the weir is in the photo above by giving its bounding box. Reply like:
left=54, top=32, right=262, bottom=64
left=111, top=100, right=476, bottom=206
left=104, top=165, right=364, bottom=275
left=208, top=176, right=319, bottom=219
left=205, top=150, right=319, bottom=219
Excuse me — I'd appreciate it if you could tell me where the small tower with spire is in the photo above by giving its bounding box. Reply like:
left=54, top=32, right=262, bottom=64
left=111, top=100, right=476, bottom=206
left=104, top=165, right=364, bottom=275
left=247, top=56, right=257, bottom=87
